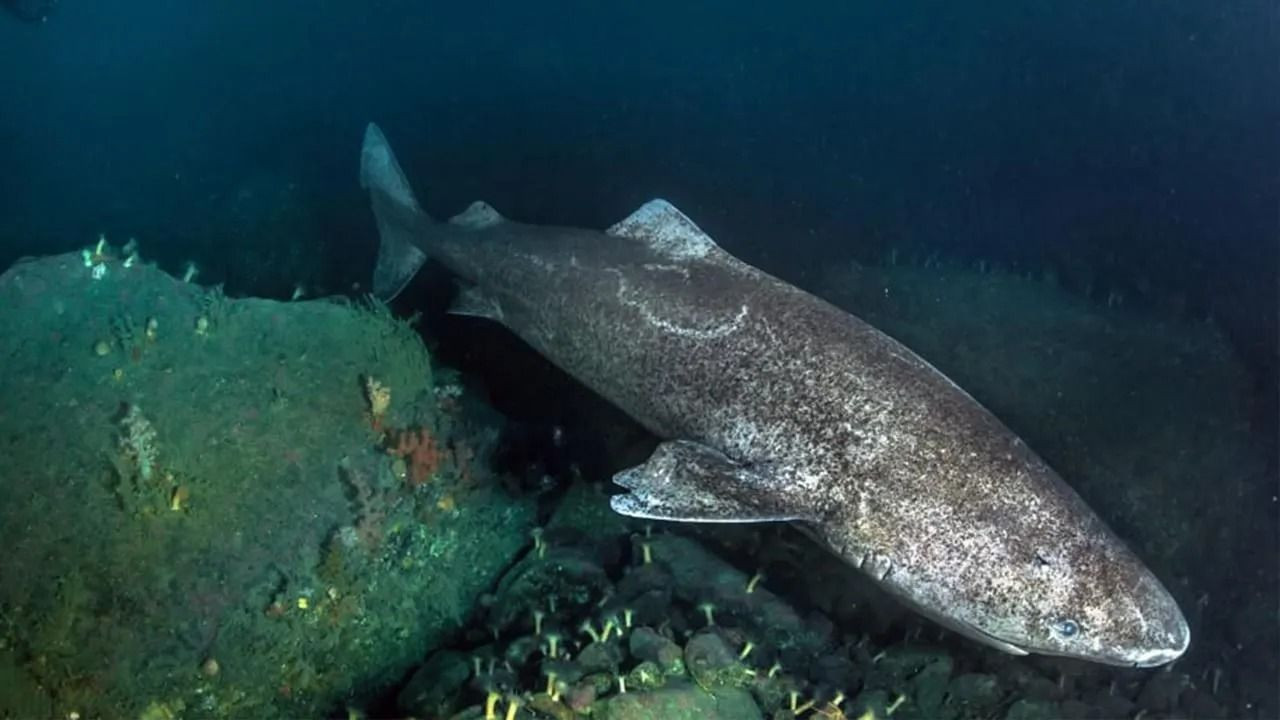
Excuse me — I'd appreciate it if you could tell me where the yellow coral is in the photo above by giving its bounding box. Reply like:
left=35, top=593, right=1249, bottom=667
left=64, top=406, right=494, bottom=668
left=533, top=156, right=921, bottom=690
left=169, top=485, right=189, bottom=511
left=138, top=700, right=183, bottom=720
left=364, top=376, right=391, bottom=424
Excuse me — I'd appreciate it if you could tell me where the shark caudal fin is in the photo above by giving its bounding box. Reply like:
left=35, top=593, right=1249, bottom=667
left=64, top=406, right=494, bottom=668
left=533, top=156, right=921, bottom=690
left=360, top=123, right=432, bottom=301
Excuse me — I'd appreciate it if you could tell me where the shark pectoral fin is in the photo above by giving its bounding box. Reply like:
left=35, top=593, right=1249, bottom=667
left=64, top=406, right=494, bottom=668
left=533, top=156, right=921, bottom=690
left=610, top=440, right=805, bottom=523
left=447, top=285, right=504, bottom=322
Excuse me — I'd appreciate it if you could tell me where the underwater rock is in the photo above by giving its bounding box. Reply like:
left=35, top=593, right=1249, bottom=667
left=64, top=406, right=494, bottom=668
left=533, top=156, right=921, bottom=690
left=580, top=672, right=617, bottom=696
left=547, top=478, right=633, bottom=539
left=539, top=657, right=585, bottom=688
left=1057, top=699, right=1098, bottom=719
left=1089, top=690, right=1136, bottom=719
left=503, top=634, right=541, bottom=668
left=488, top=542, right=612, bottom=631
left=397, top=650, right=471, bottom=717
left=595, top=684, right=762, bottom=720
left=527, top=693, right=576, bottom=720
left=0, top=253, right=535, bottom=718
left=615, top=572, right=675, bottom=629
left=563, top=679, right=599, bottom=711
left=748, top=672, right=793, bottom=717
left=909, top=654, right=954, bottom=714
left=1004, top=697, right=1060, bottom=720
left=866, top=644, right=949, bottom=689
left=993, top=660, right=1060, bottom=702
left=644, top=534, right=827, bottom=664
left=625, top=660, right=667, bottom=691
left=465, top=657, right=518, bottom=698
left=809, top=652, right=859, bottom=696
left=848, top=689, right=891, bottom=720
left=996, top=662, right=1063, bottom=704
left=947, top=672, right=1004, bottom=715
left=1019, top=674, right=1066, bottom=703
left=684, top=631, right=752, bottom=690
left=576, top=640, right=625, bottom=674
left=628, top=627, right=685, bottom=676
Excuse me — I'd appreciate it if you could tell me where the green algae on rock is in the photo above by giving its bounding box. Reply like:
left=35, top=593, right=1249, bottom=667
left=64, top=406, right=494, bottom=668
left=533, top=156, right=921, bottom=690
left=0, top=253, right=534, bottom=719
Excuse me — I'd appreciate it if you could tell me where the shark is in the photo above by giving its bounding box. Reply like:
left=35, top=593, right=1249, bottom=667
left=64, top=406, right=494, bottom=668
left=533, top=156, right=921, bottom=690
left=358, top=123, right=1190, bottom=667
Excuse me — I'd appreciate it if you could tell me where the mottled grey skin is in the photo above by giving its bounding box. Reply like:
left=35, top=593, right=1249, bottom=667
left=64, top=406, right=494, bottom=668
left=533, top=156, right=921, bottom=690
left=360, top=123, right=1189, bottom=666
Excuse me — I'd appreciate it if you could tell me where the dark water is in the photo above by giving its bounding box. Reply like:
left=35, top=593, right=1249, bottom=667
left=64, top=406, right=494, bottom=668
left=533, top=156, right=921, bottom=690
left=2, top=3, right=1276, bottom=350
left=0, top=2, right=1276, bottom=717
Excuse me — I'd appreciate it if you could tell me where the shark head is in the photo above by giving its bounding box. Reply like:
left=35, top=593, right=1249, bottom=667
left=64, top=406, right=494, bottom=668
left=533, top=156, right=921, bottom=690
left=911, top=537, right=1190, bottom=667
left=835, top=464, right=1191, bottom=667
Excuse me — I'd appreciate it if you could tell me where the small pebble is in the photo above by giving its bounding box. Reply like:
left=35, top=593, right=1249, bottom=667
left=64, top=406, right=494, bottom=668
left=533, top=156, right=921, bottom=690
left=200, top=658, right=219, bottom=677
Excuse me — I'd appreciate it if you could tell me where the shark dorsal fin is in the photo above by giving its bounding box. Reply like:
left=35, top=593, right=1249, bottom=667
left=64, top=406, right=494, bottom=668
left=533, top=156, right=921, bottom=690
left=607, top=199, right=720, bottom=261
left=449, top=201, right=504, bottom=229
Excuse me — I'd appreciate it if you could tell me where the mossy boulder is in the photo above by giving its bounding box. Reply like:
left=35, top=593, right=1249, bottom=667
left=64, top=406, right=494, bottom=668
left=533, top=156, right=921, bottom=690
left=0, top=253, right=534, bottom=718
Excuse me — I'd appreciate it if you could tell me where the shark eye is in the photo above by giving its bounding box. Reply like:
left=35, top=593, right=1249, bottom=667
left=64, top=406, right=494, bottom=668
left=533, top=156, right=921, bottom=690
left=1032, top=552, right=1051, bottom=567
left=1052, top=618, right=1080, bottom=638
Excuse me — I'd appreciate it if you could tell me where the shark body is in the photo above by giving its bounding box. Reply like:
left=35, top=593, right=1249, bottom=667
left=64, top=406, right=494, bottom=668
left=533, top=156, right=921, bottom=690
left=359, top=123, right=1189, bottom=666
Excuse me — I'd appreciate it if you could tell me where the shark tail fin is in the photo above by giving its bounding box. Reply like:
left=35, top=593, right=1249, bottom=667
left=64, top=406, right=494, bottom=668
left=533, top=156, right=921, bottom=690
left=360, top=122, right=432, bottom=301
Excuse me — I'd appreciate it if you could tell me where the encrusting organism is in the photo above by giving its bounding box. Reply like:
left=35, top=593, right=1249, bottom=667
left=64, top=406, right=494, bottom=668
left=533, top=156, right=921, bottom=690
left=119, top=404, right=159, bottom=481
left=364, top=376, right=391, bottom=430
left=384, top=426, right=443, bottom=487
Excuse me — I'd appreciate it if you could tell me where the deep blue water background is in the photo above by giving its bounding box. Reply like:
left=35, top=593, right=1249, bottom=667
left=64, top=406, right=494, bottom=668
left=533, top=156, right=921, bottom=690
left=1, top=1, right=1276, bottom=404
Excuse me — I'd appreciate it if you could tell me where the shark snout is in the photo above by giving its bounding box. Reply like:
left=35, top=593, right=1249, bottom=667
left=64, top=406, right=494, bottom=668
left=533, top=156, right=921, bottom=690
left=1129, top=626, right=1189, bottom=667
left=1128, top=580, right=1191, bottom=667
left=1136, top=612, right=1190, bottom=667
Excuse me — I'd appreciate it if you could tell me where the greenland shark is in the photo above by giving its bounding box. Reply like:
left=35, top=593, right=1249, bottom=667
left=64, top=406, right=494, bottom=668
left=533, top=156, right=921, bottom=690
left=359, top=123, right=1189, bottom=667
